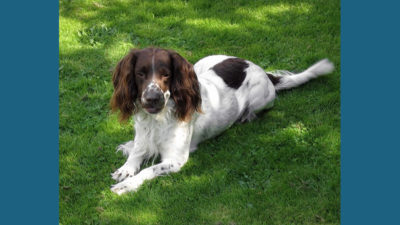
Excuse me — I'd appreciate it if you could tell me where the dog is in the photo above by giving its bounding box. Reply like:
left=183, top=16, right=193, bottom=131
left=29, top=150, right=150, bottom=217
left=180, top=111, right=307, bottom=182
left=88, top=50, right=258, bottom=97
left=110, top=47, right=334, bottom=195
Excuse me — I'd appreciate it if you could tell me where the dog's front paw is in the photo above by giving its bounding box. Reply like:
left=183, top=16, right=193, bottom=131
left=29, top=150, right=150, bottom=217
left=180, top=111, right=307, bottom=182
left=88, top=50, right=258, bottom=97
left=110, top=177, right=142, bottom=195
left=111, top=164, right=137, bottom=182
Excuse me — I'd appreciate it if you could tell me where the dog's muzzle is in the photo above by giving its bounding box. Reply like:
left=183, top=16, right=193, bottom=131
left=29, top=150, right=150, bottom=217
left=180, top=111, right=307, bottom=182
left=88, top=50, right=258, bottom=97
left=141, top=83, right=165, bottom=114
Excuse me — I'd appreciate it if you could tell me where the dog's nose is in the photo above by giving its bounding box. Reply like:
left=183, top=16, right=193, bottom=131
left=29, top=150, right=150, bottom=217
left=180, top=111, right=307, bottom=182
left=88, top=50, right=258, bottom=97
left=144, top=90, right=163, bottom=104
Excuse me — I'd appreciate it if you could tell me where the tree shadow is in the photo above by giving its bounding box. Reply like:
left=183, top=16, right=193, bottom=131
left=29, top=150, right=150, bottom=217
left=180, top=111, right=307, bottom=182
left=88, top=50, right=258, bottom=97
left=60, top=0, right=340, bottom=63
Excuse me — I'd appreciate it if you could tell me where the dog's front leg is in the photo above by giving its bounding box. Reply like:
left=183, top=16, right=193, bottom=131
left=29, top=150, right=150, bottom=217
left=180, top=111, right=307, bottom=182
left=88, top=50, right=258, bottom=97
left=110, top=157, right=187, bottom=195
left=111, top=140, right=145, bottom=182
left=111, top=122, right=192, bottom=195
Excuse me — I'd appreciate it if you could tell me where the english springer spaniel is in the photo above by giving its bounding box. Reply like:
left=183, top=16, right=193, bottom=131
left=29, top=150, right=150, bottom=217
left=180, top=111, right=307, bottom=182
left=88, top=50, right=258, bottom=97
left=110, top=47, right=334, bottom=195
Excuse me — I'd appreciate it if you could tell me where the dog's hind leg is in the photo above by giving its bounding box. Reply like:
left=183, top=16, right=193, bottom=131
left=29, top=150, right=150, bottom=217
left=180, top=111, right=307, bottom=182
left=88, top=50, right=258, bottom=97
left=241, top=63, right=277, bottom=120
left=237, top=105, right=257, bottom=123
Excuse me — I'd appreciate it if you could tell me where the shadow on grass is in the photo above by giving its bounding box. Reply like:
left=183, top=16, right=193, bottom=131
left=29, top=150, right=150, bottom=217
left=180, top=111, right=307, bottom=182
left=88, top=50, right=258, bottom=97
left=60, top=0, right=339, bottom=64
left=59, top=0, right=340, bottom=224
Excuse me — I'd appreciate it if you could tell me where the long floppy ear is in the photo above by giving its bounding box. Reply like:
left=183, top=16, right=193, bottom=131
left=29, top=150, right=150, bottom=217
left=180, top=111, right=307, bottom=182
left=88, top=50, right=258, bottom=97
left=110, top=49, right=138, bottom=122
left=168, top=50, right=202, bottom=121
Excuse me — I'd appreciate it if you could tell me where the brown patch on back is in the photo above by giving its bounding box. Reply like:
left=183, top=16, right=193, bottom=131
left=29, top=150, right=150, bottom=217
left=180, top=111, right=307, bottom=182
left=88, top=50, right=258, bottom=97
left=212, top=58, right=249, bottom=89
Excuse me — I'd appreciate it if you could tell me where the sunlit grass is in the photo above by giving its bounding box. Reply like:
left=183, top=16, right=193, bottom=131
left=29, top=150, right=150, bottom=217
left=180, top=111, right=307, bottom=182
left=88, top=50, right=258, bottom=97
left=186, top=18, right=240, bottom=29
left=59, top=0, right=340, bottom=224
left=235, top=2, right=312, bottom=21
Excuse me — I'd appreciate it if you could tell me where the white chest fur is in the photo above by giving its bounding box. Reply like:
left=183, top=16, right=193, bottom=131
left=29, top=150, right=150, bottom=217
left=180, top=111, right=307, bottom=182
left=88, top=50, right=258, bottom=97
left=133, top=105, right=192, bottom=161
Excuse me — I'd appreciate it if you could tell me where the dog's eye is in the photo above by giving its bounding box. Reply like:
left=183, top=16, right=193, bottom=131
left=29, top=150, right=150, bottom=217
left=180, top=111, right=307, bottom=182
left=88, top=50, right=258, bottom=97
left=136, top=72, right=145, bottom=78
left=161, top=73, right=170, bottom=77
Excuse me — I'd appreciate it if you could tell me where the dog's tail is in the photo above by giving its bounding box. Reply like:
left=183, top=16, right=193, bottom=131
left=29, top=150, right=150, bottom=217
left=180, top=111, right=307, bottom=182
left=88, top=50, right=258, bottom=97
left=266, top=59, right=334, bottom=91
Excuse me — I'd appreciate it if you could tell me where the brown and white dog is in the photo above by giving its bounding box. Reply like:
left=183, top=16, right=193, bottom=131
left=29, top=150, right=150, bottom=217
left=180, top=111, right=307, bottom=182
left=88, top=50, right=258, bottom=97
left=110, top=47, right=334, bottom=194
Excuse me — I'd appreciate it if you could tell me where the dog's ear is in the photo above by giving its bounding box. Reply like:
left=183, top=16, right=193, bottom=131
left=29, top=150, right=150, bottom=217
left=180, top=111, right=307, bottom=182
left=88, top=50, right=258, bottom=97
left=168, top=50, right=202, bottom=121
left=111, top=49, right=139, bottom=122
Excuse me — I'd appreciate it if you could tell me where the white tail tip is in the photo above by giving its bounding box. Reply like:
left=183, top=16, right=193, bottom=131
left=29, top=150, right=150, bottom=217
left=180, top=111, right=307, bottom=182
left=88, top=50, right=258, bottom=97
left=307, top=58, right=335, bottom=76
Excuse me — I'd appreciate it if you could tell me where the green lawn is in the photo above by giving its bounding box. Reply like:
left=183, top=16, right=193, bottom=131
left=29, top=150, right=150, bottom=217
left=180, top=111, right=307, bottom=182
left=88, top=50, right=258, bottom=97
left=59, top=0, right=340, bottom=224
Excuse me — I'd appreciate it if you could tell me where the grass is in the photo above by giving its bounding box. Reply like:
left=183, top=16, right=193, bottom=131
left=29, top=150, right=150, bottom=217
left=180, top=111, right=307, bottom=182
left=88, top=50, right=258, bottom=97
left=59, top=0, right=340, bottom=224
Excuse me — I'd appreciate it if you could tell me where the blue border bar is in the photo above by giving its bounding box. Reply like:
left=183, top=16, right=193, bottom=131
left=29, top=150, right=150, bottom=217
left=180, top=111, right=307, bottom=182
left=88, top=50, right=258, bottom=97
left=1, top=0, right=400, bottom=224
left=0, top=1, right=59, bottom=224
left=342, top=0, right=400, bottom=224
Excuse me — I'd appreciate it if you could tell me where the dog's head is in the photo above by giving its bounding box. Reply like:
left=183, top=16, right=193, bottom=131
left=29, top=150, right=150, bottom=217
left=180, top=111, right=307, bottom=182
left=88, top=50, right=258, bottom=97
left=111, top=47, right=201, bottom=122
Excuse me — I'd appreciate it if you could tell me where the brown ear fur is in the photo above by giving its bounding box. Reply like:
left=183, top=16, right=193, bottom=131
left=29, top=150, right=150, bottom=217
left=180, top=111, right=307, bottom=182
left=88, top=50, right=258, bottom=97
left=110, top=49, right=138, bottom=122
left=168, top=50, right=202, bottom=121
